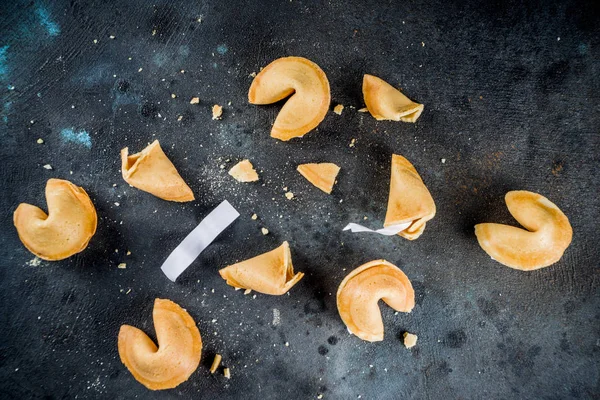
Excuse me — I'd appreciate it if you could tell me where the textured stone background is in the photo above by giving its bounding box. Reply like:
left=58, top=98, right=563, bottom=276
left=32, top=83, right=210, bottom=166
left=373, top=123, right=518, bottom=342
left=0, top=0, right=598, bottom=399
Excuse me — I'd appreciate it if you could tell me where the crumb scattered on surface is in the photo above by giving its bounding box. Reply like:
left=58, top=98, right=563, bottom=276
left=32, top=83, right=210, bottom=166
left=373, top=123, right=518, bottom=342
left=114, top=202, right=120, bottom=206
left=190, top=97, right=200, bottom=104
left=212, top=104, right=223, bottom=120
left=37, top=138, right=44, bottom=144
left=244, top=289, right=252, bottom=295
left=109, top=35, right=115, bottom=39
left=177, top=115, right=183, bottom=121
left=285, top=192, right=294, bottom=200
left=210, top=354, right=222, bottom=374
left=171, top=93, right=177, bottom=99
left=261, top=227, right=269, bottom=235
left=93, top=39, right=98, bottom=44
left=249, top=72, right=257, bottom=77
left=441, top=158, right=446, bottom=164
left=126, top=288, right=131, bottom=294
left=403, top=332, right=418, bottom=348
left=138, top=68, right=143, bottom=72
left=118, top=263, right=127, bottom=269
left=26, top=257, right=42, bottom=267
left=334, top=104, right=344, bottom=115
left=251, top=214, right=258, bottom=220
left=126, top=251, right=131, bottom=256
left=358, top=107, right=369, bottom=112
left=223, top=367, right=231, bottom=379
left=363, top=216, right=368, bottom=220
left=43, top=164, right=52, bottom=170
left=349, top=138, right=356, bottom=147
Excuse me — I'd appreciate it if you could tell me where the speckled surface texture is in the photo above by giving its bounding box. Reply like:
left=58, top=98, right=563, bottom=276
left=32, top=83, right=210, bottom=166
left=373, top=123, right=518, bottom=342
left=0, top=0, right=599, bottom=399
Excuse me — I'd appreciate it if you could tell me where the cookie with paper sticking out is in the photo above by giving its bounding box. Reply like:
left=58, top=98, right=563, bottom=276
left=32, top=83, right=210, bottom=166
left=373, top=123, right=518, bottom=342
left=363, top=74, right=424, bottom=122
left=118, top=298, right=202, bottom=390
left=248, top=56, right=330, bottom=141
left=475, top=191, right=572, bottom=271
left=121, top=140, right=194, bottom=202
left=219, top=241, right=304, bottom=295
left=337, top=260, right=415, bottom=342
left=13, top=178, right=97, bottom=261
left=384, top=154, right=436, bottom=240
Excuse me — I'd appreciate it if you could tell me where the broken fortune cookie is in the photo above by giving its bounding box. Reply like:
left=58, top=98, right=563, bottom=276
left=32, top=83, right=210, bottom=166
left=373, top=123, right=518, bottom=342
left=13, top=178, right=97, bottom=261
left=229, top=160, right=259, bottom=182
left=363, top=74, right=424, bottom=123
left=248, top=56, right=330, bottom=141
left=384, top=154, right=436, bottom=240
left=297, top=163, right=340, bottom=194
left=475, top=190, right=572, bottom=271
left=337, top=260, right=415, bottom=342
left=121, top=140, right=194, bottom=202
left=118, top=298, right=202, bottom=390
left=219, top=241, right=304, bottom=295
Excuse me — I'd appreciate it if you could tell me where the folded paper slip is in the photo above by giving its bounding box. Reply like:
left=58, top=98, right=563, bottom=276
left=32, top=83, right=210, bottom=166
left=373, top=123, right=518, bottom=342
left=161, top=200, right=240, bottom=282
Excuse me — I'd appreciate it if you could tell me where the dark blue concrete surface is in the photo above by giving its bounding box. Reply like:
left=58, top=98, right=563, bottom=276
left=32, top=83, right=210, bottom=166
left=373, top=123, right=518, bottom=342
left=0, top=0, right=598, bottom=398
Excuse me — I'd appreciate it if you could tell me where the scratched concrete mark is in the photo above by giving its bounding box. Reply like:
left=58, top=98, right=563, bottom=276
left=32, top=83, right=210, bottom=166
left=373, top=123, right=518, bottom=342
left=35, top=3, right=61, bottom=36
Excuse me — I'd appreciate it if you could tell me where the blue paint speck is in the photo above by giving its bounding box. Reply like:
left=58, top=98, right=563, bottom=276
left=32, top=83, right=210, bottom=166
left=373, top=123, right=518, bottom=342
left=216, top=44, right=228, bottom=55
left=2, top=102, right=12, bottom=123
left=35, top=4, right=60, bottom=36
left=0, top=45, right=9, bottom=76
left=60, top=128, right=91, bottom=148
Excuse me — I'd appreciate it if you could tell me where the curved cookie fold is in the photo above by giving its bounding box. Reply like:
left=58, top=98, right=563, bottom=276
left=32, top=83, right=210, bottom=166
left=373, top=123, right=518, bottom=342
left=118, top=298, right=202, bottom=390
left=384, top=154, right=436, bottom=240
left=475, top=191, right=572, bottom=271
left=13, top=178, right=97, bottom=260
left=363, top=74, right=423, bottom=122
left=248, top=56, right=330, bottom=141
left=121, top=140, right=194, bottom=202
left=297, top=163, right=340, bottom=194
left=337, top=260, right=415, bottom=342
left=219, top=241, right=304, bottom=295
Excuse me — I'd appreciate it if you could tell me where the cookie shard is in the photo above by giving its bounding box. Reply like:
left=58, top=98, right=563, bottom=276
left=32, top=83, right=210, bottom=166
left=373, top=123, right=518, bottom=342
left=121, top=140, right=194, bottom=202
left=337, top=260, right=415, bottom=342
left=219, top=241, right=304, bottom=295
left=13, top=179, right=97, bottom=261
left=384, top=154, right=436, bottom=240
left=248, top=56, right=330, bottom=141
left=118, top=298, right=202, bottom=391
left=475, top=191, right=573, bottom=271
left=363, top=74, right=424, bottom=123
left=297, top=163, right=341, bottom=194
left=229, top=160, right=259, bottom=182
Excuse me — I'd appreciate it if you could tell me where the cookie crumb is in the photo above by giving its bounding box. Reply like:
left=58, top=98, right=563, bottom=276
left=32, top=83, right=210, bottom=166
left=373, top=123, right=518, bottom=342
left=210, top=354, right=222, bottom=374
left=244, top=289, right=252, bottom=295
left=117, top=263, right=127, bottom=269
left=441, top=158, right=446, bottom=164
left=251, top=214, right=258, bottom=220
left=249, top=72, right=257, bottom=77
left=333, top=104, right=344, bottom=115
left=403, top=332, right=418, bottom=348
left=177, top=115, right=183, bottom=121
left=43, top=164, right=52, bottom=170
left=261, top=227, right=269, bottom=235
left=349, top=138, right=356, bottom=147
left=37, top=138, right=44, bottom=144
left=171, top=93, right=177, bottom=99
left=358, top=107, right=369, bottom=113
left=212, top=104, right=223, bottom=120
left=285, top=192, right=294, bottom=200
left=223, top=367, right=231, bottom=379
left=190, top=97, right=200, bottom=104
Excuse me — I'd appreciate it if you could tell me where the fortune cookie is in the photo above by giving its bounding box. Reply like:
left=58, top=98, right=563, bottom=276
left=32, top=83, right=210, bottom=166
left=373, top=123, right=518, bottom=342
left=248, top=56, right=330, bottom=141
left=118, top=298, right=202, bottom=390
left=121, top=140, right=194, bottom=202
left=219, top=241, right=304, bottom=295
left=384, top=154, right=436, bottom=240
left=13, top=178, right=97, bottom=260
left=337, top=260, right=415, bottom=342
left=363, top=74, right=424, bottom=122
left=475, top=191, right=572, bottom=271
left=297, top=163, right=340, bottom=194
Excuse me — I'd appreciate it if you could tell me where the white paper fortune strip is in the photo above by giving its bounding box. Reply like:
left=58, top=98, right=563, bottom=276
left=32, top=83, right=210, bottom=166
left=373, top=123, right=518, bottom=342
left=161, top=200, right=240, bottom=282
left=343, top=221, right=412, bottom=236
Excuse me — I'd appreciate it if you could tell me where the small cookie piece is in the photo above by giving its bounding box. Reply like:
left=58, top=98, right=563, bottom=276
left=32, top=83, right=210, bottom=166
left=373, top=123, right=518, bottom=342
left=403, top=332, right=418, bottom=348
left=228, top=160, right=259, bottom=182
